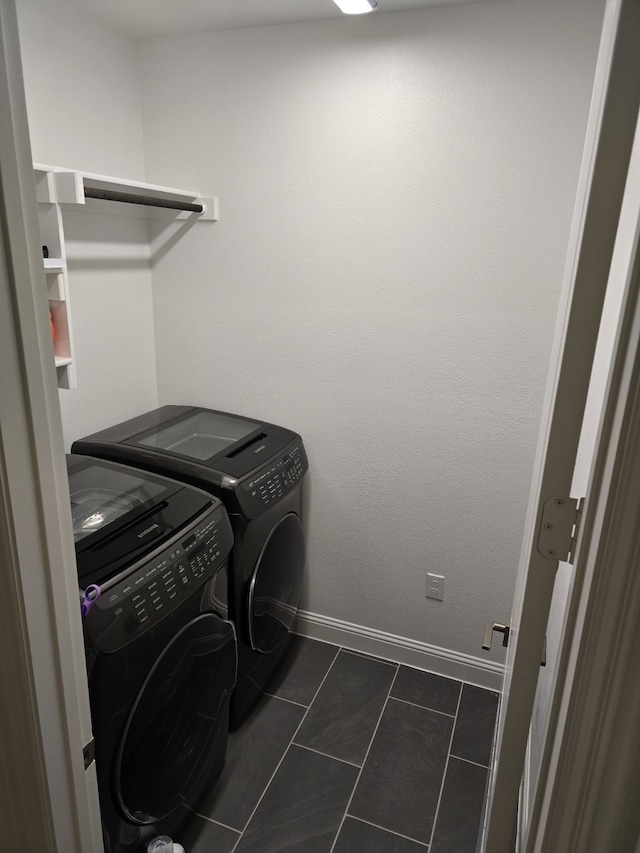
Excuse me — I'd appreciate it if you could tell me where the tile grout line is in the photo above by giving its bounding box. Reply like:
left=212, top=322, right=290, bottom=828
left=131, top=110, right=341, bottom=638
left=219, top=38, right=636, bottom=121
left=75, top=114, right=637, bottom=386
left=184, top=807, right=240, bottom=836
left=339, top=647, right=399, bottom=669
left=229, top=643, right=342, bottom=853
left=347, top=814, right=430, bottom=848
left=449, top=753, right=492, bottom=770
left=261, top=690, right=308, bottom=708
left=387, top=694, right=458, bottom=718
left=327, top=661, right=401, bottom=853
left=291, top=741, right=362, bottom=768
left=427, top=682, right=464, bottom=851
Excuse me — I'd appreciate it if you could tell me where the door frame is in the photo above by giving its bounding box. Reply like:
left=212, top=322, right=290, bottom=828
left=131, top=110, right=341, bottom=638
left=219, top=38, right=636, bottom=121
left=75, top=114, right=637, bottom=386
left=0, top=1, right=103, bottom=850
left=481, top=0, right=640, bottom=847
left=525, top=99, right=640, bottom=853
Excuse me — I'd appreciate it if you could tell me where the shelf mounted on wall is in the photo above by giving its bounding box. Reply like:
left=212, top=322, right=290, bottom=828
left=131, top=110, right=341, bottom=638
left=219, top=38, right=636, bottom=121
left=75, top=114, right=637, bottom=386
left=33, top=163, right=218, bottom=220
left=82, top=186, right=204, bottom=213
left=33, top=163, right=218, bottom=391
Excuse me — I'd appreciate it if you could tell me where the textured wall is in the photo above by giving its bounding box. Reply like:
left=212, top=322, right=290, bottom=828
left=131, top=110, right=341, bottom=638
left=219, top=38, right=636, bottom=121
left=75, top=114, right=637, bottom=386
left=56, top=210, right=159, bottom=448
left=140, top=0, right=605, bottom=660
left=17, top=0, right=146, bottom=178
left=17, top=0, right=158, bottom=449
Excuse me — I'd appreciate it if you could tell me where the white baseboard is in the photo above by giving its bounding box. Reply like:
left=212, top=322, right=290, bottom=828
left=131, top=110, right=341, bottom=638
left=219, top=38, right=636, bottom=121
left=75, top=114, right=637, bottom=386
left=295, top=610, right=504, bottom=692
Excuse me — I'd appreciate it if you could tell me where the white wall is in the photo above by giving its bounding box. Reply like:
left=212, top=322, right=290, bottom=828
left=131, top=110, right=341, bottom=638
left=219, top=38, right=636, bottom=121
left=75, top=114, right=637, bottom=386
left=17, top=0, right=146, bottom=177
left=16, top=0, right=159, bottom=448
left=139, top=0, right=605, bottom=660
left=57, top=209, right=159, bottom=445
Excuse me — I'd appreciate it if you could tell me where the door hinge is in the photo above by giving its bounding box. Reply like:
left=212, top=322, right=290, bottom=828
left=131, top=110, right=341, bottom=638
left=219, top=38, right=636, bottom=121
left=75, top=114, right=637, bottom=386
left=537, top=496, right=584, bottom=564
left=83, top=738, right=95, bottom=770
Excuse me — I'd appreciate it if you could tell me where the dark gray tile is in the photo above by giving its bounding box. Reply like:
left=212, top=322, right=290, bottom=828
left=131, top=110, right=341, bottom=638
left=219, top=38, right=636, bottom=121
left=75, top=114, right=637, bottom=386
left=391, top=666, right=461, bottom=715
left=196, top=694, right=304, bottom=830
left=267, top=637, right=339, bottom=706
left=294, top=650, right=396, bottom=765
left=342, top=648, right=394, bottom=664
left=450, top=684, right=499, bottom=767
left=349, top=697, right=453, bottom=843
left=333, top=817, right=428, bottom=852
left=234, top=745, right=359, bottom=853
left=177, top=813, right=240, bottom=853
left=430, top=757, right=488, bottom=853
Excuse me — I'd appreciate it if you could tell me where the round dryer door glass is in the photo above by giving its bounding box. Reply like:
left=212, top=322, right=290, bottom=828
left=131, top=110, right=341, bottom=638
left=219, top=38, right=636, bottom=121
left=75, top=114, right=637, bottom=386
left=115, top=613, right=237, bottom=825
left=248, top=512, right=305, bottom=654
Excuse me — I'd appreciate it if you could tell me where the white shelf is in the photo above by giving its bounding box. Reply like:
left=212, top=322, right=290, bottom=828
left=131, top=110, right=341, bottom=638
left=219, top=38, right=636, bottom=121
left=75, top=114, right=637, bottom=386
left=35, top=166, right=76, bottom=389
left=34, top=162, right=218, bottom=391
left=33, top=163, right=218, bottom=220
left=44, top=258, right=66, bottom=273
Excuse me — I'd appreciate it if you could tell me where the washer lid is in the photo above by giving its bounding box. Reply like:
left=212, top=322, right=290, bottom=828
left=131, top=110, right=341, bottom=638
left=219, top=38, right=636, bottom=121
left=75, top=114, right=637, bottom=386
left=67, top=454, right=215, bottom=587
left=68, top=459, right=167, bottom=543
left=72, top=405, right=305, bottom=490
left=134, top=409, right=261, bottom=461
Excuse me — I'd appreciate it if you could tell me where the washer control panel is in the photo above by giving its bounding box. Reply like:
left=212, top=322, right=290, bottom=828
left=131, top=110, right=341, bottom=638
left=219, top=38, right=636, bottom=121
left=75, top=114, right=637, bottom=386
left=239, top=443, right=308, bottom=517
left=85, top=504, right=233, bottom=652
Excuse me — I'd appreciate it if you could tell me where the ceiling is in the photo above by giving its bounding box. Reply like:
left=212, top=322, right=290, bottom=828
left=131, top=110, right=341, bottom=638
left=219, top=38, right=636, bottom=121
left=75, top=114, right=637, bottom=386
left=61, top=0, right=477, bottom=39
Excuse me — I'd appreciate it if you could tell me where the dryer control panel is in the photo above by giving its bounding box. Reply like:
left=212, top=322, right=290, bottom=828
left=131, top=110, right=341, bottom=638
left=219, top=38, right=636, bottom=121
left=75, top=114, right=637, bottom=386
left=84, top=505, right=234, bottom=653
left=238, top=443, right=308, bottom=518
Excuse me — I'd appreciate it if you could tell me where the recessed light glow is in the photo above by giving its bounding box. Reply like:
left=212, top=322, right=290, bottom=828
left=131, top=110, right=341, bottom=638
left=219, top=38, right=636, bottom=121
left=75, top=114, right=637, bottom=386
left=333, top=0, right=378, bottom=14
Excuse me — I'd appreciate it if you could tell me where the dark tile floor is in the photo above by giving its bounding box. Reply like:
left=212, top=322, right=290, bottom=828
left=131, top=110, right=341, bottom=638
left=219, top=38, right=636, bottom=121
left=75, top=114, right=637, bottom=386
left=179, top=638, right=500, bottom=853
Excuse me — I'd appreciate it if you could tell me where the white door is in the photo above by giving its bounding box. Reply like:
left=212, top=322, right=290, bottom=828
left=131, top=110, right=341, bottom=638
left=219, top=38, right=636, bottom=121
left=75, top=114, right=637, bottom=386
left=480, top=1, right=640, bottom=849
left=0, top=1, right=103, bottom=849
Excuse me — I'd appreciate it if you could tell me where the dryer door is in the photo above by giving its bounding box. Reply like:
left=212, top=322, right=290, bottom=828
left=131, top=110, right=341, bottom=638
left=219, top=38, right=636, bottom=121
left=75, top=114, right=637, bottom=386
left=115, top=613, right=236, bottom=824
left=248, top=512, right=305, bottom=654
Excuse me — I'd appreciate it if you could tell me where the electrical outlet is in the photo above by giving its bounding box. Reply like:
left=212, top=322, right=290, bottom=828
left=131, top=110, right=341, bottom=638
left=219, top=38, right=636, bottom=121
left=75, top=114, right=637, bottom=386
left=426, top=573, right=445, bottom=601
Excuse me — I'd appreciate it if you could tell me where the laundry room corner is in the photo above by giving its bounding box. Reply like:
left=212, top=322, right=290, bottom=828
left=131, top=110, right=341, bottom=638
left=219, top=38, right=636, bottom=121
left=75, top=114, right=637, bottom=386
left=15, top=0, right=608, bottom=677
left=138, top=0, right=605, bottom=672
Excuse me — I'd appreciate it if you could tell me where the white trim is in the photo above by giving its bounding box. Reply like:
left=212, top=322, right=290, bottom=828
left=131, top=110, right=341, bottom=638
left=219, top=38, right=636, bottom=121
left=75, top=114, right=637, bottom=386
left=526, top=70, right=640, bottom=853
left=295, top=610, right=503, bottom=691
left=0, top=373, right=56, bottom=851
left=518, top=738, right=532, bottom=853
left=482, top=0, right=640, bottom=847
left=0, top=1, right=102, bottom=849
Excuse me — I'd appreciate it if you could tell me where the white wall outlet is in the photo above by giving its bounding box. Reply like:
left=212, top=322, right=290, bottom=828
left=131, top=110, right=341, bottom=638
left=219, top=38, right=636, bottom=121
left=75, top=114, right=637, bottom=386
left=426, top=573, right=445, bottom=601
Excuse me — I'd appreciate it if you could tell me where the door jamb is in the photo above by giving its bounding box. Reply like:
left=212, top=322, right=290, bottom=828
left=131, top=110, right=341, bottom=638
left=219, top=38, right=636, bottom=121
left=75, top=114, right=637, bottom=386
left=0, top=0, right=103, bottom=849
left=526, top=100, right=640, bottom=853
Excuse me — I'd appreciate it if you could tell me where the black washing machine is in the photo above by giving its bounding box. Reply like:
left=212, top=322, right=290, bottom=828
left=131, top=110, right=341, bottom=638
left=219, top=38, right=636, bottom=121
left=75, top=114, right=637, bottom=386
left=72, top=405, right=308, bottom=729
left=68, top=454, right=237, bottom=852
